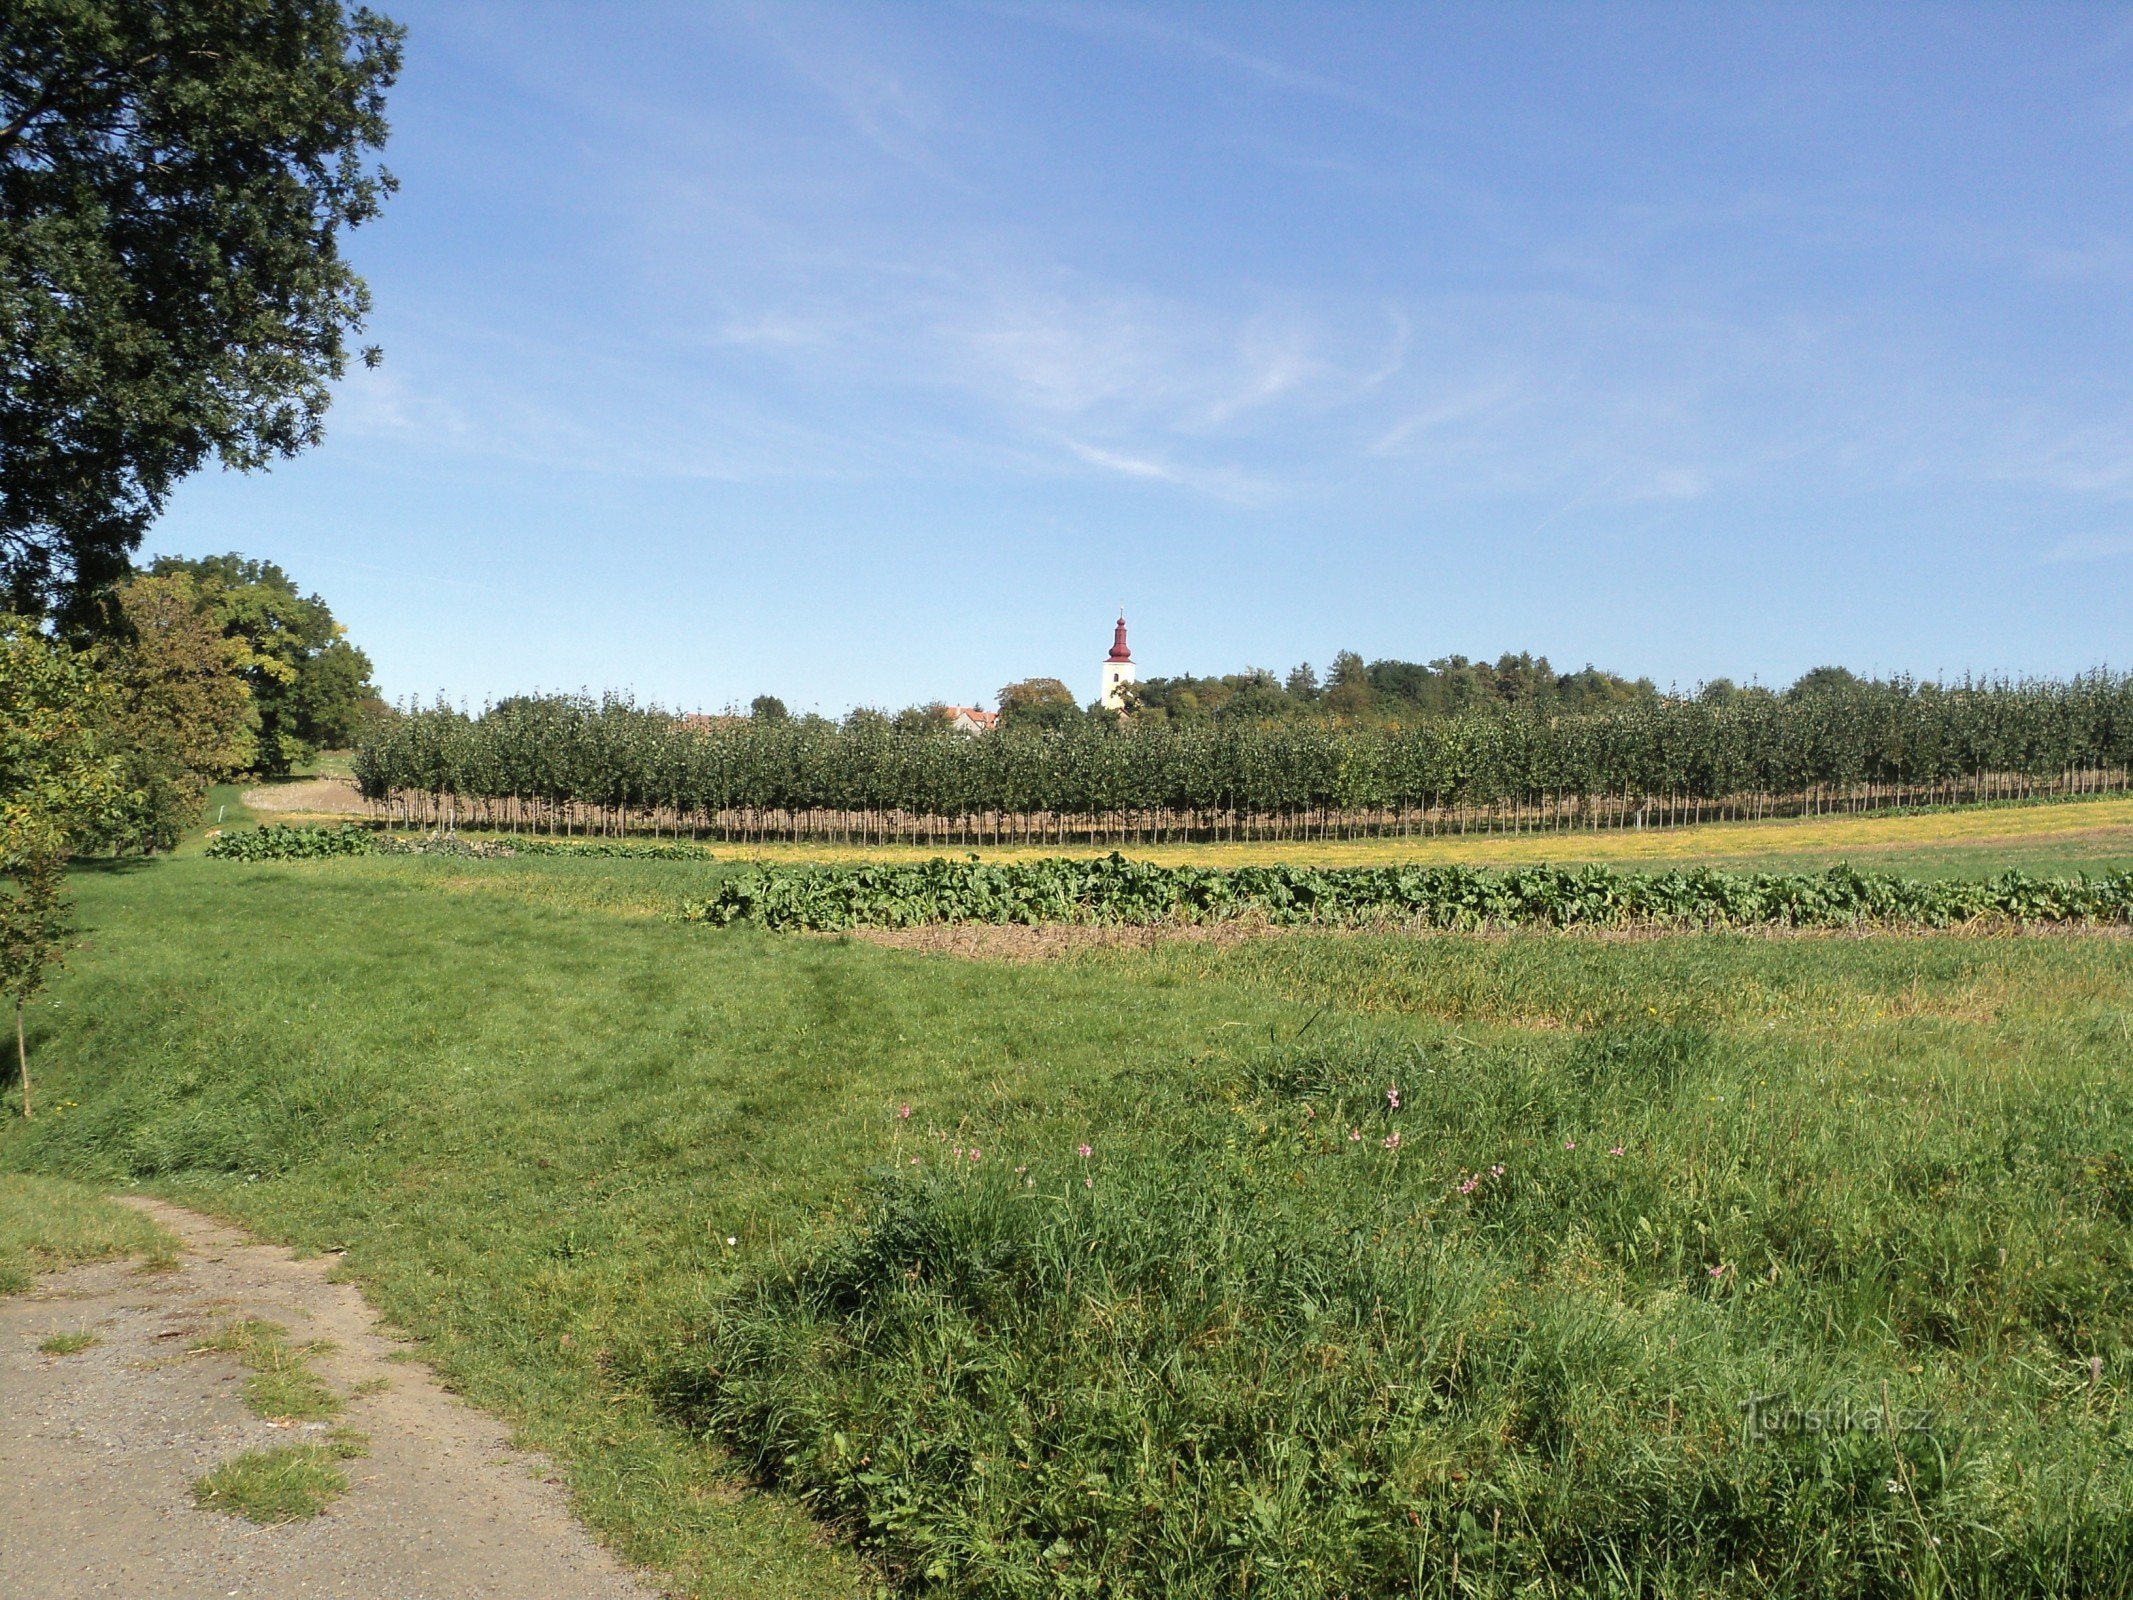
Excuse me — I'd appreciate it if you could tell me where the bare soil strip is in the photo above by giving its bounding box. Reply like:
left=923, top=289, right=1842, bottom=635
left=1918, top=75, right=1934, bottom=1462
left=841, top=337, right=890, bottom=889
left=845, top=918, right=1287, bottom=960
left=0, top=1198, right=658, bottom=1599
left=240, top=777, right=369, bottom=816
left=845, top=917, right=2133, bottom=963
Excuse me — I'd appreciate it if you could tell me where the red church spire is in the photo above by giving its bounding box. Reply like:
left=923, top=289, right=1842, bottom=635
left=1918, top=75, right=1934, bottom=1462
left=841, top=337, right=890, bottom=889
left=1108, top=613, right=1132, bottom=662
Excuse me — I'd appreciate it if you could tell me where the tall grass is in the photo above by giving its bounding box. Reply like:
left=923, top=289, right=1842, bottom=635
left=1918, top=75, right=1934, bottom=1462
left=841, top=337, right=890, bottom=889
left=675, top=1021, right=2133, bottom=1598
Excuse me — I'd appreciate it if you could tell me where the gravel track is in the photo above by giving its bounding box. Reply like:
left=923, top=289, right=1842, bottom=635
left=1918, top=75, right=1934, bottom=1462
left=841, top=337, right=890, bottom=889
left=0, top=1198, right=661, bottom=1598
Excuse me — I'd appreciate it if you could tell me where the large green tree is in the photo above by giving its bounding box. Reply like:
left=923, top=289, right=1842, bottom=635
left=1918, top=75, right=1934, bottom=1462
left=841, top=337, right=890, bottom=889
left=108, top=569, right=257, bottom=849
left=147, top=553, right=376, bottom=773
left=1, top=2, right=403, bottom=614
left=996, top=677, right=1081, bottom=731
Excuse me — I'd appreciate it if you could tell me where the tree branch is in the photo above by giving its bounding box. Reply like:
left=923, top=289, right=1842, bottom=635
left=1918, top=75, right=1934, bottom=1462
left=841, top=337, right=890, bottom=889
left=0, top=90, right=56, bottom=161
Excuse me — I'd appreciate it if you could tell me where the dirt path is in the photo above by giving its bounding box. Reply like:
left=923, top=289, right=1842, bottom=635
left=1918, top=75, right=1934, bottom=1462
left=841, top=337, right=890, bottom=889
left=0, top=1198, right=660, bottom=1599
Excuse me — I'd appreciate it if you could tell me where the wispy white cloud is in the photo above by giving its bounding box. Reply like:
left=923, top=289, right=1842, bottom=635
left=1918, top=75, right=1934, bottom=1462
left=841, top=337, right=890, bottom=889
left=1368, top=372, right=1531, bottom=456
left=352, top=1, right=2133, bottom=532
left=1061, top=438, right=1170, bottom=479
left=1638, top=467, right=1713, bottom=502
left=1055, top=436, right=1271, bottom=502
left=732, top=3, right=965, bottom=180
left=998, top=2, right=1422, bottom=126
left=713, top=312, right=835, bottom=349
left=1957, top=406, right=2133, bottom=498
left=330, top=365, right=473, bottom=446
left=935, top=281, right=1349, bottom=434
left=2040, top=533, right=2133, bottom=563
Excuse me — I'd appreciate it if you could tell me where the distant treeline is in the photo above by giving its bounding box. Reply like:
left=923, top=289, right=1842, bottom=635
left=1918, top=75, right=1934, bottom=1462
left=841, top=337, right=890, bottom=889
left=353, top=673, right=2133, bottom=842
left=1128, top=649, right=1658, bottom=726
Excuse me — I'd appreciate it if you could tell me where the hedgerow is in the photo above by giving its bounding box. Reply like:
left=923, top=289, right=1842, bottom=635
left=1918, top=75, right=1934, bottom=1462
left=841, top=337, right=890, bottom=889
left=682, top=856, right=2133, bottom=932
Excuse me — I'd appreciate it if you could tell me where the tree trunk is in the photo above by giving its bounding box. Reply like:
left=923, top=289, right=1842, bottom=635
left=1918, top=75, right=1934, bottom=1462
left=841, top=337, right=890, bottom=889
left=15, top=999, right=28, bottom=1121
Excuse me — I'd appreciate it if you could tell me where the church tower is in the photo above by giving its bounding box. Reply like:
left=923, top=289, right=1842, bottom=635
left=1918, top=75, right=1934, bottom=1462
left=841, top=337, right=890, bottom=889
left=1100, top=613, right=1135, bottom=711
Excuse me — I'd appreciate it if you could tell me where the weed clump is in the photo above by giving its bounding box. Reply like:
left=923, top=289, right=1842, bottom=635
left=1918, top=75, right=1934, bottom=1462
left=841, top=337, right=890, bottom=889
left=191, top=1443, right=357, bottom=1523
left=192, top=1318, right=344, bottom=1422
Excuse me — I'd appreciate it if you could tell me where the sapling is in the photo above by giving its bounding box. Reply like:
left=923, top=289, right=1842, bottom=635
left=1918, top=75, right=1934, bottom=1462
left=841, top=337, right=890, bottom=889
left=0, top=618, right=132, bottom=1118
left=0, top=852, right=68, bottom=1119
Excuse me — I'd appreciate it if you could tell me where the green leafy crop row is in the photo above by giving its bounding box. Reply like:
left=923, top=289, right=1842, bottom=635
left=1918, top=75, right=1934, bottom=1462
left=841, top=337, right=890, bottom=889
left=683, top=856, right=2133, bottom=932
left=205, top=824, right=379, bottom=860
left=204, top=825, right=714, bottom=863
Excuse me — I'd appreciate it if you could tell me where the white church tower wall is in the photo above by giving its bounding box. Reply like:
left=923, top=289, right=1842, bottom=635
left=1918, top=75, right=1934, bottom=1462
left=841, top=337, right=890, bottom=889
left=1100, top=614, right=1136, bottom=710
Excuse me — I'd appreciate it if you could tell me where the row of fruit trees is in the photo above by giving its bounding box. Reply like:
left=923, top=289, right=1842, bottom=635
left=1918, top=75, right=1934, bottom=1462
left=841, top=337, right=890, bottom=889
left=352, top=675, right=2133, bottom=841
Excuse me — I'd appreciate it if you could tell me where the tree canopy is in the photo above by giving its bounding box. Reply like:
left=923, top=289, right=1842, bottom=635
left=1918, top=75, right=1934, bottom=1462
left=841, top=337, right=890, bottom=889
left=0, top=615, right=129, bottom=860
left=996, top=677, right=1082, bottom=730
left=108, top=570, right=257, bottom=848
left=145, top=553, right=378, bottom=773
left=1, top=1, right=403, bottom=614
left=1132, top=650, right=1659, bottom=727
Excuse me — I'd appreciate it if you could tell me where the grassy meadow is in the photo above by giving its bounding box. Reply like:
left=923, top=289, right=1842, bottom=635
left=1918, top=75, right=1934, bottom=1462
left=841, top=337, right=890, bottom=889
left=4, top=806, right=2133, bottom=1595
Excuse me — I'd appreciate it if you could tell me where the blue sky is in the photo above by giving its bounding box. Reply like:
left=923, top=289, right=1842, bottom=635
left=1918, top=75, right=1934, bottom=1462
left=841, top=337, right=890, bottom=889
left=157, top=2, right=2133, bottom=714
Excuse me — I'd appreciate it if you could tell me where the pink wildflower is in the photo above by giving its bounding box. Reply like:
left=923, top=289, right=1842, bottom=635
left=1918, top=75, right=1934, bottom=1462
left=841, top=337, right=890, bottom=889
left=1348, top=1128, right=1363, bottom=1142
left=1457, top=1173, right=1479, bottom=1194
left=1387, top=1086, right=1401, bottom=1111
left=896, top=1104, right=912, bottom=1120
left=1564, top=1138, right=1576, bottom=1151
left=1381, top=1130, right=1402, bottom=1150
left=1707, top=1263, right=1728, bottom=1279
left=968, top=1147, right=981, bottom=1163
left=1077, top=1143, right=1094, bottom=1159
left=1490, top=1164, right=1505, bottom=1177
left=1609, top=1145, right=1625, bottom=1157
